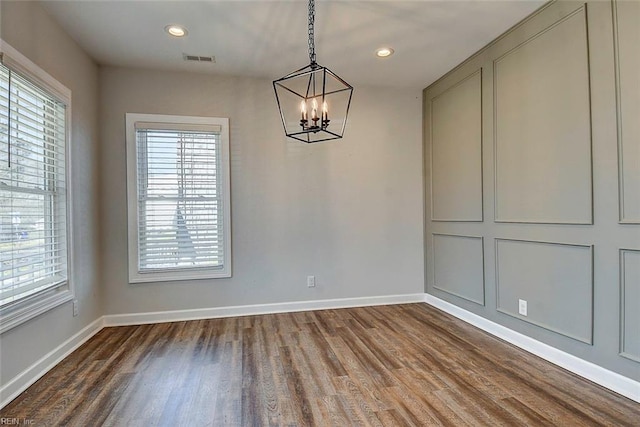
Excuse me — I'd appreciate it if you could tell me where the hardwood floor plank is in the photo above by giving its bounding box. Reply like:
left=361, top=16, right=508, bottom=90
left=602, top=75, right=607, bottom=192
left=82, top=373, right=134, bottom=427
left=305, top=322, right=347, bottom=377
left=279, top=345, right=316, bottom=426
left=499, top=396, right=556, bottom=427
left=433, top=387, right=508, bottom=427
left=375, top=408, right=414, bottom=427
left=384, top=385, right=443, bottom=426
left=255, top=330, right=280, bottom=426
left=318, top=394, right=352, bottom=426
left=326, top=336, right=393, bottom=413
left=213, top=339, right=242, bottom=426
left=438, top=368, right=528, bottom=426
left=292, top=331, right=339, bottom=397
left=334, top=326, right=397, bottom=388
left=311, top=310, right=340, bottom=336
left=343, top=319, right=404, bottom=371
left=390, top=367, right=467, bottom=426
left=2, top=303, right=638, bottom=426
left=331, top=377, right=384, bottom=427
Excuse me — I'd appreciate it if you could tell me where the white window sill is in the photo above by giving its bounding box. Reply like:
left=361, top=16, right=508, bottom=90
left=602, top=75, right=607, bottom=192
left=0, top=290, right=74, bottom=334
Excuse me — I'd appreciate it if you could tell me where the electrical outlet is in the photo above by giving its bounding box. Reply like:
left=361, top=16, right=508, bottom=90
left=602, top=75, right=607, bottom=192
left=518, top=299, right=527, bottom=316
left=307, top=275, right=316, bottom=288
left=73, top=299, right=79, bottom=317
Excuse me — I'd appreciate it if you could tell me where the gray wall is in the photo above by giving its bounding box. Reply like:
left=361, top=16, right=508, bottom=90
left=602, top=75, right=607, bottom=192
left=0, top=1, right=102, bottom=386
left=0, top=0, right=423, bottom=395
left=99, top=66, right=424, bottom=315
left=423, top=0, right=640, bottom=380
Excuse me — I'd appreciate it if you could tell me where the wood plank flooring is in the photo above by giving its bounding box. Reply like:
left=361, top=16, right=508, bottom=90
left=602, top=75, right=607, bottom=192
left=1, top=303, right=638, bottom=426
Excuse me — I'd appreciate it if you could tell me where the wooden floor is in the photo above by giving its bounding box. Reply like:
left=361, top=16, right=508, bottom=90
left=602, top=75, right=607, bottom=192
left=1, top=304, right=638, bottom=426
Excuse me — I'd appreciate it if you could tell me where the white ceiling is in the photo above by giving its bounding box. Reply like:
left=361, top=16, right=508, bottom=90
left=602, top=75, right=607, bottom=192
left=40, top=0, right=546, bottom=89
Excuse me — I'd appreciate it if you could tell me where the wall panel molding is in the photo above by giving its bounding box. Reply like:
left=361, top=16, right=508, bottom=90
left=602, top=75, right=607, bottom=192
left=432, top=233, right=485, bottom=305
left=620, top=249, right=640, bottom=362
left=429, top=69, right=483, bottom=222
left=495, top=238, right=594, bottom=344
left=493, top=6, right=593, bottom=224
left=613, top=0, right=640, bottom=223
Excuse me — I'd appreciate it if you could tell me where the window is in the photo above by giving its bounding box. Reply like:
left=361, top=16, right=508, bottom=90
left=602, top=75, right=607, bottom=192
left=125, top=114, right=231, bottom=282
left=0, top=42, right=73, bottom=333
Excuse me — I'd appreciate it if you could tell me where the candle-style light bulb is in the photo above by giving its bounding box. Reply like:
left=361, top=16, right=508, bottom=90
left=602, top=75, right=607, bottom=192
left=322, top=101, right=328, bottom=121
left=300, top=100, right=307, bottom=120
left=312, top=98, right=318, bottom=120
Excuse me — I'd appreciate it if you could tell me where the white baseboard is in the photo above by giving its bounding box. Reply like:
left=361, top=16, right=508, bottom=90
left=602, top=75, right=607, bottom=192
left=104, top=293, right=426, bottom=327
left=0, top=317, right=104, bottom=409
left=424, top=294, right=640, bottom=403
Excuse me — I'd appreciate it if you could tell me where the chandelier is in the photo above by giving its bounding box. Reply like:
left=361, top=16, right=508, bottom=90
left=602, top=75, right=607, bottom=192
left=273, top=0, right=353, bottom=143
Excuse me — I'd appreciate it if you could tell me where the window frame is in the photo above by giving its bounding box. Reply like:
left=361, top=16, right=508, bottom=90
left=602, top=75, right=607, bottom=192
left=125, top=113, right=232, bottom=283
left=0, top=40, right=74, bottom=333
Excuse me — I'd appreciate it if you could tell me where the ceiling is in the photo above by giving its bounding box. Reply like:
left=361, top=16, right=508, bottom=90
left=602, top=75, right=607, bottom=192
left=40, top=0, right=546, bottom=89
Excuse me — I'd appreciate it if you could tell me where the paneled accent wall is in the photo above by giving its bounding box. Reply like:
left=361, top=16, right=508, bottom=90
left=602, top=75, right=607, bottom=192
left=423, top=0, right=640, bottom=380
left=494, top=7, right=592, bottom=224
left=430, top=70, right=483, bottom=222
left=432, top=234, right=484, bottom=305
left=613, top=0, right=640, bottom=223
left=495, top=239, right=593, bottom=344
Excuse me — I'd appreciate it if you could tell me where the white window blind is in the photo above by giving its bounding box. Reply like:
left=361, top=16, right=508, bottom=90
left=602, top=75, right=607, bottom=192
left=0, top=62, right=68, bottom=309
left=126, top=114, right=231, bottom=282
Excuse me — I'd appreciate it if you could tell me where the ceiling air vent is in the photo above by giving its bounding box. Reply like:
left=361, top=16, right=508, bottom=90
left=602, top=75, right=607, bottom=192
left=183, top=54, right=216, bottom=63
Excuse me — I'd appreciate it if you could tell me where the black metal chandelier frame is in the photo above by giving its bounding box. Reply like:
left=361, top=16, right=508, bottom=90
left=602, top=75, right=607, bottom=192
left=273, top=0, right=353, bottom=143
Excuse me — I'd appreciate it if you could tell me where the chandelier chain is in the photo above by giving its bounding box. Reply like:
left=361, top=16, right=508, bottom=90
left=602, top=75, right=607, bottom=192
left=308, top=0, right=316, bottom=64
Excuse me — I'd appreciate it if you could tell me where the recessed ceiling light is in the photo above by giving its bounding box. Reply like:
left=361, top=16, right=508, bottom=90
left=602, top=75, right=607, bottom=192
left=376, top=47, right=394, bottom=58
left=165, top=25, right=188, bottom=37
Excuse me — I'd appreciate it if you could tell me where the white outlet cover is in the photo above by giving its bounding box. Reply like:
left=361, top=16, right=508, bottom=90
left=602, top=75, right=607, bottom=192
left=518, top=299, right=527, bottom=316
